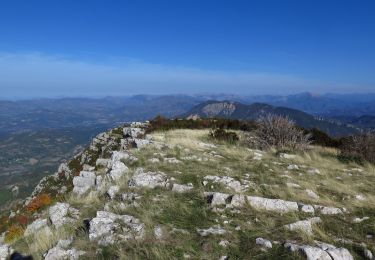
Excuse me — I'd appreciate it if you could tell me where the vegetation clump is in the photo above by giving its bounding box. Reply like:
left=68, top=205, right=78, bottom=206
left=4, top=224, right=24, bottom=243
left=251, top=114, right=311, bottom=151
left=340, top=131, right=375, bottom=164
left=209, top=128, right=239, bottom=144
left=26, top=193, right=52, bottom=213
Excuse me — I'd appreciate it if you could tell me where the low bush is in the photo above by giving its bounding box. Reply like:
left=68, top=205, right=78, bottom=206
left=4, top=224, right=24, bottom=243
left=339, top=131, right=375, bottom=164
left=26, top=193, right=52, bottom=213
left=209, top=128, right=239, bottom=144
left=251, top=114, right=311, bottom=151
left=147, top=116, right=256, bottom=133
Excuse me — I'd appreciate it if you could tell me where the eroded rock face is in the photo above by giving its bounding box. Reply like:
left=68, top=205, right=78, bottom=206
left=49, top=203, right=80, bottom=229
left=247, top=196, right=299, bottom=213
left=109, top=161, right=129, bottom=181
left=73, top=171, right=96, bottom=195
left=129, top=169, right=169, bottom=189
left=89, top=211, right=144, bottom=245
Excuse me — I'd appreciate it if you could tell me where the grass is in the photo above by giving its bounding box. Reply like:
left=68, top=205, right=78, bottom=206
left=7, top=128, right=375, bottom=259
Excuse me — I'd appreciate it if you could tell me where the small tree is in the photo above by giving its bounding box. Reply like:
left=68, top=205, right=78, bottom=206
left=252, top=114, right=311, bottom=151
left=340, top=131, right=375, bottom=164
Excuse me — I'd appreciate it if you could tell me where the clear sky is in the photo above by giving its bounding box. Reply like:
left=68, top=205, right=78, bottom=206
left=0, top=0, right=374, bottom=98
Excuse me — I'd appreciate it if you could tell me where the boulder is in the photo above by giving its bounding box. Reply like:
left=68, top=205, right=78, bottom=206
left=89, top=211, right=144, bottom=245
left=107, top=185, right=120, bottom=200
left=284, top=217, right=321, bottom=235
left=109, top=161, right=129, bottom=181
left=73, top=171, right=96, bottom=195
left=247, top=196, right=299, bottom=213
left=49, top=203, right=80, bottom=229
left=129, top=169, right=169, bottom=189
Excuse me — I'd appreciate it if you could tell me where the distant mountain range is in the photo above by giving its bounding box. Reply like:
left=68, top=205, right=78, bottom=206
left=182, top=100, right=358, bottom=137
left=1, top=93, right=374, bottom=209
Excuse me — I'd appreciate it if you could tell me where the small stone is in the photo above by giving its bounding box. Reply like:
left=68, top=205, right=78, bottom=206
left=154, top=226, right=163, bottom=239
left=197, top=226, right=226, bottom=236
left=306, top=189, right=320, bottom=200
left=172, top=183, right=193, bottom=193
left=219, top=240, right=230, bottom=247
left=256, top=237, right=272, bottom=249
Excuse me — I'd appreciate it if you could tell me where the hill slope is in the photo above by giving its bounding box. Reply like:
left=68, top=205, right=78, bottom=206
left=0, top=123, right=374, bottom=259
left=183, top=100, right=358, bottom=136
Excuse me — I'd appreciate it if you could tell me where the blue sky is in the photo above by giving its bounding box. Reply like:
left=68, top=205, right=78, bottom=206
left=0, top=0, right=374, bottom=97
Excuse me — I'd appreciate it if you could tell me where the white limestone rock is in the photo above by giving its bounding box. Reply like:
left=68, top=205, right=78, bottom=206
left=164, top=157, right=182, bottom=164
left=123, top=127, right=145, bottom=138
left=247, top=196, right=299, bottom=213
left=44, top=246, right=85, bottom=260
left=256, top=237, right=272, bottom=249
left=203, top=175, right=244, bottom=192
left=89, top=211, right=144, bottom=245
left=49, top=203, right=80, bottom=229
left=280, top=153, right=296, bottom=159
left=109, top=161, right=129, bottom=181
left=129, top=169, right=169, bottom=189
left=0, top=244, right=13, bottom=260
left=96, top=158, right=110, bottom=168
left=197, top=226, right=226, bottom=236
left=314, top=205, right=343, bottom=215
left=230, top=194, right=246, bottom=207
left=72, top=171, right=96, bottom=195
left=107, top=185, right=120, bottom=200
left=284, top=217, right=321, bottom=235
left=306, top=189, right=320, bottom=200
left=154, top=226, right=163, bottom=239
left=287, top=164, right=299, bottom=170
left=206, top=192, right=231, bottom=206
left=172, top=183, right=194, bottom=193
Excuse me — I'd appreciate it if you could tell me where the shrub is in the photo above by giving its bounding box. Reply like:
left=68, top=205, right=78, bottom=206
left=147, top=116, right=256, bottom=133
left=305, top=128, right=341, bottom=148
left=339, top=131, right=375, bottom=164
left=4, top=224, right=24, bottom=243
left=209, top=128, right=239, bottom=144
left=26, top=193, right=52, bottom=213
left=251, top=114, right=311, bottom=151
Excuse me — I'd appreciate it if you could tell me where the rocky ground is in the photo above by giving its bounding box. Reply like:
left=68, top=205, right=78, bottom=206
left=0, top=123, right=374, bottom=259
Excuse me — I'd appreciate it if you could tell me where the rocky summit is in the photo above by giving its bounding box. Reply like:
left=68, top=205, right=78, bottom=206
left=0, top=122, right=374, bottom=259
